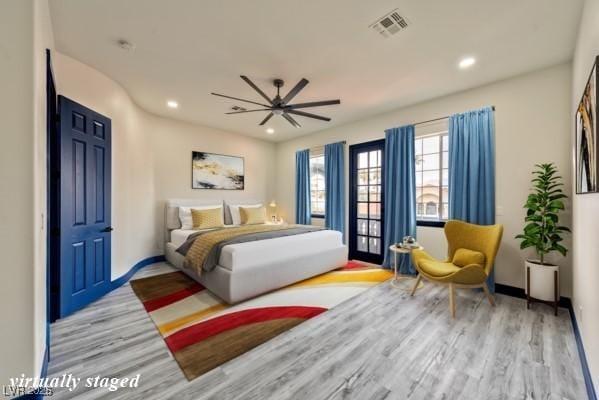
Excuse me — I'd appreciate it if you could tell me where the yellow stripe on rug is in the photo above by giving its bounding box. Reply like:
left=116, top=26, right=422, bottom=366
left=287, top=270, right=393, bottom=288
left=159, top=303, right=228, bottom=335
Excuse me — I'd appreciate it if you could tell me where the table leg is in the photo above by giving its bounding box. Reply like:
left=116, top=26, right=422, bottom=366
left=394, top=251, right=398, bottom=281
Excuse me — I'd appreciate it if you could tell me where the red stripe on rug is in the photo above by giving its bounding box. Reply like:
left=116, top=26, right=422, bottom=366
left=165, top=306, right=325, bottom=353
left=143, top=283, right=204, bottom=312
left=342, top=261, right=371, bottom=269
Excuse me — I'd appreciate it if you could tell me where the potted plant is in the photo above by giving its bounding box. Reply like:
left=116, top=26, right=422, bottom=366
left=515, top=163, right=570, bottom=305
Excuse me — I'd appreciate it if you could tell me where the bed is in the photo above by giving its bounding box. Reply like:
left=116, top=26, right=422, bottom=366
left=164, top=199, right=348, bottom=303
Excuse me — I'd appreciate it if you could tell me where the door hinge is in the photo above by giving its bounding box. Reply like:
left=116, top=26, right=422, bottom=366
left=50, top=284, right=60, bottom=294
left=51, top=227, right=60, bottom=237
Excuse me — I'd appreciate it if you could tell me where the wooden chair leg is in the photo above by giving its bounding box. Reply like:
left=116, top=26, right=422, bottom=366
left=449, top=283, right=456, bottom=318
left=482, top=282, right=496, bottom=307
left=410, top=275, right=422, bottom=297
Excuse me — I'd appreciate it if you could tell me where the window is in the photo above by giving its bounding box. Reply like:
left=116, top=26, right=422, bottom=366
left=415, top=130, right=449, bottom=224
left=310, top=155, right=325, bottom=216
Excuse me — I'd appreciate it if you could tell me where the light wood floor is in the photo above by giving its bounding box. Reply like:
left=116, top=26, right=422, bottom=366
left=47, top=262, right=586, bottom=400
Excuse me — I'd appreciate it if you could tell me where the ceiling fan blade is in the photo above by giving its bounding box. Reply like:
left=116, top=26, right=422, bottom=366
left=282, top=113, right=301, bottom=128
left=282, top=78, right=309, bottom=104
left=286, top=109, right=331, bottom=122
left=225, top=109, right=271, bottom=114
left=211, top=92, right=271, bottom=108
left=287, top=99, right=341, bottom=109
left=240, top=75, right=273, bottom=105
left=259, top=112, right=274, bottom=125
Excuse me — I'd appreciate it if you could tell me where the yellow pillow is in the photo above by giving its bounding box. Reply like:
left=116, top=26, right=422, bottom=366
left=239, top=206, right=267, bottom=225
left=452, top=248, right=485, bottom=267
left=191, top=207, right=224, bottom=229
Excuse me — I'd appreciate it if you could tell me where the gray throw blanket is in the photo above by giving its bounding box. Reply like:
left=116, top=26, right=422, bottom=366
left=176, top=225, right=324, bottom=272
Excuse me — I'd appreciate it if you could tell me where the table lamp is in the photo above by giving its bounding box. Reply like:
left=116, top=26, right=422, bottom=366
left=269, top=201, right=277, bottom=222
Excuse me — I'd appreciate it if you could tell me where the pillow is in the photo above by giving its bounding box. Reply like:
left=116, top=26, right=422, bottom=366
left=191, top=207, right=224, bottom=230
left=239, top=206, right=267, bottom=225
left=452, top=248, right=485, bottom=267
left=228, top=204, right=262, bottom=225
left=178, top=205, right=222, bottom=229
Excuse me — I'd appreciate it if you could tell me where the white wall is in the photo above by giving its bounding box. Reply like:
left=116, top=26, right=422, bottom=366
left=572, top=0, right=599, bottom=392
left=53, top=52, right=276, bottom=279
left=0, top=0, right=54, bottom=387
left=276, top=63, right=573, bottom=295
left=0, top=0, right=36, bottom=385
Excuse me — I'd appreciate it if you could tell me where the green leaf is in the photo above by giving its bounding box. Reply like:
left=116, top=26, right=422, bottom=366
left=555, top=244, right=568, bottom=257
left=517, top=163, right=569, bottom=260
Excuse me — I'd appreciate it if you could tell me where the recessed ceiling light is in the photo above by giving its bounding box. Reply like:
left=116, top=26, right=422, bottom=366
left=167, top=100, right=179, bottom=109
left=266, top=128, right=275, bottom=135
left=458, top=57, right=476, bottom=69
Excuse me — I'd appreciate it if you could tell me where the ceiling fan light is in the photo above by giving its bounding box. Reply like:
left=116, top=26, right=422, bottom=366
left=213, top=75, right=340, bottom=128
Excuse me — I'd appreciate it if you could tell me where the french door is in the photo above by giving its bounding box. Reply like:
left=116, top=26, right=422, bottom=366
left=349, top=139, right=385, bottom=264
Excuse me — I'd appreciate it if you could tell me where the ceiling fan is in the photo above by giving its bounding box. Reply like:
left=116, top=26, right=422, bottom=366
left=211, top=76, right=340, bottom=128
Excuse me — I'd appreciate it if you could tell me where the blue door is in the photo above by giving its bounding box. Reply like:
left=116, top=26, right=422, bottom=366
left=349, top=140, right=385, bottom=265
left=58, top=96, right=112, bottom=317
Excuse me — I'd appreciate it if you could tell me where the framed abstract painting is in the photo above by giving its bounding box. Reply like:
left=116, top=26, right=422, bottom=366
left=576, top=56, right=599, bottom=194
left=191, top=151, right=244, bottom=190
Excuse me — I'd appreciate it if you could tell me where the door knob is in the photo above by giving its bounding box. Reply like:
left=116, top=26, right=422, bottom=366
left=101, top=226, right=114, bottom=233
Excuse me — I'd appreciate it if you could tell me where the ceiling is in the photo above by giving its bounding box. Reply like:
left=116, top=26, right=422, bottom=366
left=49, top=0, right=583, bottom=142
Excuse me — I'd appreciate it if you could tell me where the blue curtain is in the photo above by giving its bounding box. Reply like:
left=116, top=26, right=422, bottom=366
left=325, top=142, right=345, bottom=240
left=383, top=125, right=417, bottom=274
left=295, top=149, right=311, bottom=224
left=448, top=106, right=496, bottom=290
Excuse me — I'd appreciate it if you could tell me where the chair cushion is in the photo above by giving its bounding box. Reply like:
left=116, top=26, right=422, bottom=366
left=452, top=248, right=485, bottom=267
left=419, top=260, right=461, bottom=278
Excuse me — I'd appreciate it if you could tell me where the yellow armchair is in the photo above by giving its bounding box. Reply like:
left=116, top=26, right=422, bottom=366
left=410, top=220, right=503, bottom=317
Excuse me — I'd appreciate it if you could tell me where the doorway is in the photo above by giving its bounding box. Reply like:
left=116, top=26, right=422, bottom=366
left=47, top=89, right=113, bottom=319
left=348, top=139, right=385, bottom=264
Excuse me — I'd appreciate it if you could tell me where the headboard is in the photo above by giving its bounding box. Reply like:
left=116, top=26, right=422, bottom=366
left=164, top=198, right=262, bottom=242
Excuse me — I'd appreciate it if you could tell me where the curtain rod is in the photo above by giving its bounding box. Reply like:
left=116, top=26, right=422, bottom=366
left=308, top=141, right=346, bottom=152
left=306, top=106, right=495, bottom=151
left=413, top=106, right=496, bottom=127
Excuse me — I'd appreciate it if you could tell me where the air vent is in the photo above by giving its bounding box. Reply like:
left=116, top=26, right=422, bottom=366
left=369, top=9, right=409, bottom=38
left=231, top=105, right=247, bottom=111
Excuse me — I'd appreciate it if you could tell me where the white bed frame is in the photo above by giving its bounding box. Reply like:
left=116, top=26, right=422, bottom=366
left=164, top=199, right=348, bottom=303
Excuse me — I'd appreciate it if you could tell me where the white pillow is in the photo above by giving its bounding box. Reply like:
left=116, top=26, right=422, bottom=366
left=228, top=204, right=262, bottom=225
left=178, top=205, right=222, bottom=230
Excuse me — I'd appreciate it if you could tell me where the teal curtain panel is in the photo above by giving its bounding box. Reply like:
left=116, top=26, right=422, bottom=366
left=295, top=149, right=311, bottom=224
left=383, top=125, right=417, bottom=273
left=448, top=106, right=496, bottom=290
left=324, top=142, right=345, bottom=241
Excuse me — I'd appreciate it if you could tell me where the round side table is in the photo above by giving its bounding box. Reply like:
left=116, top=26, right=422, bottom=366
left=389, top=244, right=423, bottom=290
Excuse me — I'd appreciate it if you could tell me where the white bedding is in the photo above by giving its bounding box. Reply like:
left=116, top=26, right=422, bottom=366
left=168, top=228, right=343, bottom=272
left=170, top=225, right=239, bottom=247
left=170, top=229, right=201, bottom=247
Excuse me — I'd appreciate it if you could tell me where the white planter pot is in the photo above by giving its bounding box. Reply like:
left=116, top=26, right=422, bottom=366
left=524, top=260, right=559, bottom=302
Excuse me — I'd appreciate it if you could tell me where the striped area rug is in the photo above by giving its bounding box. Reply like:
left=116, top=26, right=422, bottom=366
left=130, top=261, right=393, bottom=380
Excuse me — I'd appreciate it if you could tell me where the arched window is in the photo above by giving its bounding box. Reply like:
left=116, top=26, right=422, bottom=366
left=426, top=201, right=437, bottom=215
